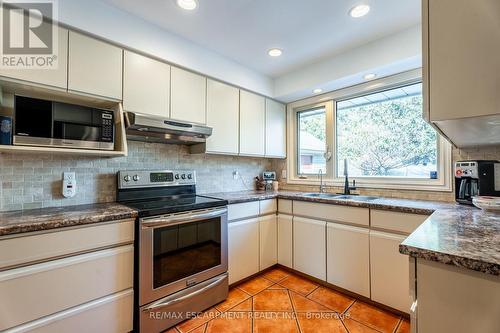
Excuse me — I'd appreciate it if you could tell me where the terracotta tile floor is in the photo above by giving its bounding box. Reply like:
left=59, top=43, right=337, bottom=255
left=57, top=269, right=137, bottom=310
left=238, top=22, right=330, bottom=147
left=172, top=268, right=410, bottom=333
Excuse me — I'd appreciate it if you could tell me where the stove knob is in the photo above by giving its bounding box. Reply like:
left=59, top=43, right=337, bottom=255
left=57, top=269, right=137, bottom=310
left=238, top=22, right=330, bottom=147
left=181, top=174, right=186, bottom=179
left=123, top=175, right=131, bottom=182
left=187, top=174, right=192, bottom=179
left=175, top=174, right=180, bottom=180
left=133, top=175, right=140, bottom=181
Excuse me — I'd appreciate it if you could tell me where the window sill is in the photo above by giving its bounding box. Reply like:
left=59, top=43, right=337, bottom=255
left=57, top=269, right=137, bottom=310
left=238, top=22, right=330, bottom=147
left=286, top=178, right=453, bottom=192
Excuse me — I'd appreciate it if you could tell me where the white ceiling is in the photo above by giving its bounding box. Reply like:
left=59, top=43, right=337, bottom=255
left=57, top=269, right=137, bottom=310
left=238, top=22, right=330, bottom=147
left=100, top=0, right=421, bottom=78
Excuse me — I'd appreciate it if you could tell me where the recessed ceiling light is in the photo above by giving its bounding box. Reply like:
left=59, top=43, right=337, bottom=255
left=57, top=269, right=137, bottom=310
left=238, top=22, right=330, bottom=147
left=268, top=48, right=283, bottom=57
left=363, top=73, right=377, bottom=80
left=313, top=88, right=323, bottom=94
left=349, top=4, right=370, bottom=18
left=176, top=0, right=198, bottom=10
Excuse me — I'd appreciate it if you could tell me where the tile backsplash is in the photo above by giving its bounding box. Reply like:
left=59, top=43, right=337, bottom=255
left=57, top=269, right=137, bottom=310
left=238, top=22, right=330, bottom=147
left=1, top=142, right=499, bottom=211
left=0, top=142, right=271, bottom=211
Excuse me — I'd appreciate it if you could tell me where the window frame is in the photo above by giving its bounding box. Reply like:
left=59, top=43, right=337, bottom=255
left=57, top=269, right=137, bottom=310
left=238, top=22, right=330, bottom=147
left=287, top=69, right=452, bottom=191
left=295, top=104, right=333, bottom=177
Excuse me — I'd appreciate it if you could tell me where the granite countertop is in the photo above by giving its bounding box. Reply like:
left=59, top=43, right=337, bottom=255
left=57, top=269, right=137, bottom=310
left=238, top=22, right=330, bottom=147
left=0, top=203, right=138, bottom=237
left=205, top=190, right=455, bottom=214
left=206, top=190, right=499, bottom=276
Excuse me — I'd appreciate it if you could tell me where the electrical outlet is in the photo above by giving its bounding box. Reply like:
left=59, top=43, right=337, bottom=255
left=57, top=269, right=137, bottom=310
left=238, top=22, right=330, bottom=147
left=233, top=170, right=239, bottom=180
left=281, top=169, right=287, bottom=179
left=62, top=172, right=76, bottom=198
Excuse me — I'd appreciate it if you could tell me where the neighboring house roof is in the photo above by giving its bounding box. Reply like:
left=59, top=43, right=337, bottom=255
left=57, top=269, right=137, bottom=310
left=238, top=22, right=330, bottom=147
left=299, top=131, right=325, bottom=153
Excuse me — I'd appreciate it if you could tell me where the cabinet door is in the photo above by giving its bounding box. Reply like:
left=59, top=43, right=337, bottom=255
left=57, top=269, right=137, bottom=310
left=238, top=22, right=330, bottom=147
left=427, top=0, right=500, bottom=121
left=265, top=99, right=286, bottom=158
left=239, top=90, right=265, bottom=156
left=123, top=51, right=170, bottom=118
left=171, top=67, right=207, bottom=124
left=327, top=223, right=370, bottom=297
left=259, top=215, right=277, bottom=270
left=277, top=214, right=293, bottom=268
left=68, top=31, right=123, bottom=100
left=370, top=231, right=410, bottom=313
left=228, top=219, right=259, bottom=284
left=293, top=217, right=326, bottom=280
left=206, top=79, right=239, bottom=154
left=0, top=27, right=68, bottom=89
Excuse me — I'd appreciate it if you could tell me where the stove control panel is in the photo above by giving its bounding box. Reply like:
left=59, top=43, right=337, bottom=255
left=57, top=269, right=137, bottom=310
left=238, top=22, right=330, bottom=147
left=118, top=170, right=196, bottom=189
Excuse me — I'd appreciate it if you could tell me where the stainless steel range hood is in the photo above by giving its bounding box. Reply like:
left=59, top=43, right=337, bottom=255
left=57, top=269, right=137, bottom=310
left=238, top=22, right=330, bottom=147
left=124, top=112, right=212, bottom=145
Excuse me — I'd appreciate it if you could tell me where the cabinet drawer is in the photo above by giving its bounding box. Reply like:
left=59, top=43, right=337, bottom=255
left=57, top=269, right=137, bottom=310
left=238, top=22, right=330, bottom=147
left=293, top=201, right=369, bottom=227
left=371, top=210, right=429, bottom=234
left=228, top=201, right=260, bottom=221
left=0, top=245, right=134, bottom=330
left=260, top=199, right=277, bottom=215
left=278, top=199, right=292, bottom=214
left=6, top=289, right=133, bottom=333
left=0, top=220, right=134, bottom=270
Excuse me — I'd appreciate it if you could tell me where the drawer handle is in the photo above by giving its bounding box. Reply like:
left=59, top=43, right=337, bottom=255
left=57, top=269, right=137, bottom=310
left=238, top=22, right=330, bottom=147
left=143, top=275, right=226, bottom=312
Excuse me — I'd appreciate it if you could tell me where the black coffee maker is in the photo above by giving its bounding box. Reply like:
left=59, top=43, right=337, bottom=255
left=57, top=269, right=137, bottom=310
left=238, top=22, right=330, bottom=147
left=455, top=160, right=500, bottom=205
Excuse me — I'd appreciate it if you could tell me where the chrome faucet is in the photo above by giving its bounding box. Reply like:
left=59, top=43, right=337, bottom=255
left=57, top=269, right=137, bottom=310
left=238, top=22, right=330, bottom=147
left=343, top=159, right=356, bottom=195
left=318, top=169, right=325, bottom=193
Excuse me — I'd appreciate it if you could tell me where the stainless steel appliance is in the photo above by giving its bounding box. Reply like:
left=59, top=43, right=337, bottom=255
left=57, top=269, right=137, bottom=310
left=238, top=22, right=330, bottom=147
left=455, top=160, right=500, bottom=204
left=124, top=112, right=212, bottom=145
left=13, top=95, right=114, bottom=150
left=116, top=170, right=228, bottom=332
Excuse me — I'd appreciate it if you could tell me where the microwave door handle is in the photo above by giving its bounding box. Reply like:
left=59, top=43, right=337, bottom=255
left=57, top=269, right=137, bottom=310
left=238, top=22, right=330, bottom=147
left=142, top=274, right=227, bottom=312
left=141, top=207, right=227, bottom=229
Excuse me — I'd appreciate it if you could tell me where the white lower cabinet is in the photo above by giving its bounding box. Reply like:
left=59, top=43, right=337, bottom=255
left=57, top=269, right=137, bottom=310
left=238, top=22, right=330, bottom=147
left=277, top=214, right=293, bottom=268
left=327, top=223, right=370, bottom=298
left=370, top=231, right=411, bottom=312
left=228, top=219, right=260, bottom=284
left=0, top=245, right=134, bottom=331
left=6, top=289, right=133, bottom=333
left=293, top=217, right=326, bottom=280
left=259, top=215, right=277, bottom=270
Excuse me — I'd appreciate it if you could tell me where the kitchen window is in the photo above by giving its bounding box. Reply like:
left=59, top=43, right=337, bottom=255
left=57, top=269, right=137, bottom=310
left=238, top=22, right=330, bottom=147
left=287, top=70, right=452, bottom=190
left=297, top=107, right=327, bottom=175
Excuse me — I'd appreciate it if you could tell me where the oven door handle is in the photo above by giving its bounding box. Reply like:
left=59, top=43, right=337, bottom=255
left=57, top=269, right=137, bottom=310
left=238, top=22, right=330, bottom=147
left=142, top=274, right=227, bottom=312
left=141, top=207, right=227, bottom=228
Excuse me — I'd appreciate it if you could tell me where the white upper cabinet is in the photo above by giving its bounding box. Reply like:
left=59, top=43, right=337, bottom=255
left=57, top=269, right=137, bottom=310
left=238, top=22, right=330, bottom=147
left=239, top=90, right=265, bottom=156
left=123, top=51, right=170, bottom=118
left=0, top=27, right=68, bottom=90
left=170, top=67, right=207, bottom=124
left=424, top=0, right=500, bottom=146
left=205, top=79, right=239, bottom=154
left=265, top=99, right=286, bottom=158
left=68, top=32, right=123, bottom=100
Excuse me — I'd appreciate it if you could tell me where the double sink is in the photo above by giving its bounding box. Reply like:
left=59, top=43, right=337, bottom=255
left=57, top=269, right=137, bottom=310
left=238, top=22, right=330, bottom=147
left=303, top=193, right=378, bottom=201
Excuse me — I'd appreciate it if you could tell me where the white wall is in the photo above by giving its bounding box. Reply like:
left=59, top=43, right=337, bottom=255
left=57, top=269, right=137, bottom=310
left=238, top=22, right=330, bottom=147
left=274, top=25, right=422, bottom=102
left=56, top=0, right=274, bottom=97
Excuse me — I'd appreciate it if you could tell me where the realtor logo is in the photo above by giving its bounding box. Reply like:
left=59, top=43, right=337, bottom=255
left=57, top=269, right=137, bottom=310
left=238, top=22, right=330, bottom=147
left=0, top=0, right=58, bottom=69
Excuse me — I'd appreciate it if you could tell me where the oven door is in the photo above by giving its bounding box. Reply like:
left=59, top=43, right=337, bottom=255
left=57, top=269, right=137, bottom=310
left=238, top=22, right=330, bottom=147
left=139, top=207, right=228, bottom=306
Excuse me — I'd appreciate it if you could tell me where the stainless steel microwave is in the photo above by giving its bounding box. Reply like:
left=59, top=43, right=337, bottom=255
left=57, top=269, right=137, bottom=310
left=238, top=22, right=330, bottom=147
left=13, top=95, right=115, bottom=150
